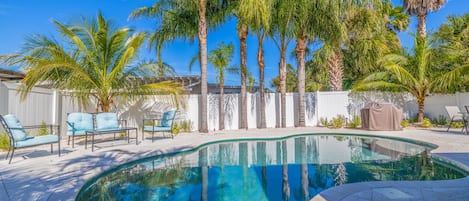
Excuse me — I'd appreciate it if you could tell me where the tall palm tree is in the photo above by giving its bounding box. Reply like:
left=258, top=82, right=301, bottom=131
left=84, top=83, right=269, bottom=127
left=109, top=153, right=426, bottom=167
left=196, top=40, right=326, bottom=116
left=1, top=12, right=184, bottom=112
left=237, top=22, right=249, bottom=129
left=293, top=0, right=343, bottom=126
left=270, top=0, right=294, bottom=128
left=312, top=1, right=408, bottom=91
left=130, top=0, right=231, bottom=132
left=238, top=0, right=272, bottom=128
left=208, top=42, right=235, bottom=130
left=231, top=0, right=250, bottom=130
left=353, top=35, right=469, bottom=122
left=433, top=13, right=469, bottom=88
left=403, top=0, right=447, bottom=37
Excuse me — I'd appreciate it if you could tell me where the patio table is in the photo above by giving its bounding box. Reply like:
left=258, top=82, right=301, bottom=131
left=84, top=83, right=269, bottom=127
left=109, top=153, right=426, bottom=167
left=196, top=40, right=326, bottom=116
left=85, top=127, right=138, bottom=152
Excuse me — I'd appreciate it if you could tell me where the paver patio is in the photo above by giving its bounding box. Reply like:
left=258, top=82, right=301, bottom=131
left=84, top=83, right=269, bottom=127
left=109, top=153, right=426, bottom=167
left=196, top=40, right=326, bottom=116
left=1, top=127, right=469, bottom=201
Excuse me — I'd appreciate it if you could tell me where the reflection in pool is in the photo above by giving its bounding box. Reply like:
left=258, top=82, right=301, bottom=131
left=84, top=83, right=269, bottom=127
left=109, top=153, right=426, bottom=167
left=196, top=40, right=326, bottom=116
left=76, top=135, right=467, bottom=201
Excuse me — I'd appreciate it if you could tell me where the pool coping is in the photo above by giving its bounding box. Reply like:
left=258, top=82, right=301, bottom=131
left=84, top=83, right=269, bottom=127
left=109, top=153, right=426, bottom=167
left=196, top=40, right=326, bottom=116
left=1, top=127, right=469, bottom=201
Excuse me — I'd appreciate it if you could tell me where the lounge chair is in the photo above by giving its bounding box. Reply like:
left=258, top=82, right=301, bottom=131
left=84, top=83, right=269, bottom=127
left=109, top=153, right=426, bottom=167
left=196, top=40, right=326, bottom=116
left=445, top=106, right=467, bottom=134
left=143, top=110, right=176, bottom=142
left=67, top=112, right=94, bottom=148
left=85, top=112, right=138, bottom=152
left=0, top=114, right=60, bottom=164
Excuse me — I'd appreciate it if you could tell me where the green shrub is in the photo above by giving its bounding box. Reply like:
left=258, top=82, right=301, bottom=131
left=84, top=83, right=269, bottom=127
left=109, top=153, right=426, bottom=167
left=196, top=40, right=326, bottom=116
left=0, top=132, right=10, bottom=151
left=179, top=120, right=193, bottom=132
left=422, top=118, right=432, bottom=128
left=37, top=121, right=48, bottom=136
left=319, top=117, right=329, bottom=127
left=430, top=115, right=448, bottom=126
left=330, top=115, right=346, bottom=129
left=401, top=119, right=410, bottom=128
left=450, top=122, right=464, bottom=128
left=348, top=115, right=361, bottom=128
left=172, top=124, right=181, bottom=134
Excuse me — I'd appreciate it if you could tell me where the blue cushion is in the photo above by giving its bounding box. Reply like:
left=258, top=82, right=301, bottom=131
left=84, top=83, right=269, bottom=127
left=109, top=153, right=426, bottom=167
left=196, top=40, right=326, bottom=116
left=67, top=113, right=94, bottom=135
left=144, top=126, right=172, bottom=132
left=161, top=110, right=176, bottom=127
left=96, top=113, right=119, bottom=130
left=15, top=135, right=58, bottom=148
left=2, top=114, right=27, bottom=141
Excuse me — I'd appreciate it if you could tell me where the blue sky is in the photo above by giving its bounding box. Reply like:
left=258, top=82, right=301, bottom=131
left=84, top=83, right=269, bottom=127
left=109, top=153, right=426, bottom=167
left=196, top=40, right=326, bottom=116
left=0, top=0, right=468, bottom=87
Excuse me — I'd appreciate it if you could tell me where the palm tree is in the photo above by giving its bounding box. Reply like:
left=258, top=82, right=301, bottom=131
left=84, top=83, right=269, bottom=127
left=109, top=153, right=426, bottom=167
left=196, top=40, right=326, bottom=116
left=403, top=0, right=447, bottom=37
left=130, top=0, right=231, bottom=132
left=237, top=22, right=249, bottom=129
left=208, top=42, right=235, bottom=130
left=270, top=0, right=294, bottom=128
left=238, top=0, right=272, bottom=128
left=1, top=12, right=184, bottom=112
left=292, top=0, right=343, bottom=126
left=353, top=35, right=469, bottom=122
left=229, top=0, right=250, bottom=130
left=433, top=13, right=469, bottom=89
left=311, top=1, right=408, bottom=91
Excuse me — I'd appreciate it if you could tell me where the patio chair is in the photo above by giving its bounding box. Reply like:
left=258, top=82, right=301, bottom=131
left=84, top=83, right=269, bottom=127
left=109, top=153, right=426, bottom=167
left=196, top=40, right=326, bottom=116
left=143, top=110, right=176, bottom=142
left=67, top=112, right=94, bottom=148
left=85, top=112, right=138, bottom=152
left=445, top=106, right=467, bottom=134
left=0, top=114, right=60, bottom=164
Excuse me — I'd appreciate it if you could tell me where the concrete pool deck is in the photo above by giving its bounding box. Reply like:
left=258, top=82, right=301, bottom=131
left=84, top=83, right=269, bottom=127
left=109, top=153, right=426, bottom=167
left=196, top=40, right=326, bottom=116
left=1, top=127, right=469, bottom=201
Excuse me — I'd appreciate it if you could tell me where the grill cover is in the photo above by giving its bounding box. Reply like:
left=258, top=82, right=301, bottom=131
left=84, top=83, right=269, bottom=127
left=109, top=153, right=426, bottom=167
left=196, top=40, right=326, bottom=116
left=361, top=103, right=403, bottom=131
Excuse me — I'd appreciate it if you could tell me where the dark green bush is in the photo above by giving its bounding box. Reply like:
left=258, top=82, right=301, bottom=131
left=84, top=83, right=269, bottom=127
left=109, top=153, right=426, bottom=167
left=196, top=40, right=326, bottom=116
left=430, top=115, right=448, bottom=126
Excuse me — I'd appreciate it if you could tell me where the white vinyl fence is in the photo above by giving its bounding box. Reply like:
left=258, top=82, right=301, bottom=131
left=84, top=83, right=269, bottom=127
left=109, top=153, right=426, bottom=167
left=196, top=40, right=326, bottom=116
left=2, top=81, right=469, bottom=136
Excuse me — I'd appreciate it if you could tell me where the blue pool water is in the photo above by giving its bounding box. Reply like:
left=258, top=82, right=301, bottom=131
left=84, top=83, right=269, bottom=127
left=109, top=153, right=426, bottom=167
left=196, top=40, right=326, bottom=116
left=76, top=135, right=467, bottom=201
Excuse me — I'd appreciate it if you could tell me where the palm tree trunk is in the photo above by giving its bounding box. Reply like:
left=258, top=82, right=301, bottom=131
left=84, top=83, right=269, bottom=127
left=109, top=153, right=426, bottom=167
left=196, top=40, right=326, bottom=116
left=258, top=32, right=266, bottom=129
left=296, top=32, right=306, bottom=127
left=328, top=48, right=344, bottom=91
left=157, top=42, right=164, bottom=76
left=219, top=78, right=225, bottom=130
left=280, top=41, right=287, bottom=128
left=417, top=14, right=427, bottom=38
left=198, top=0, right=208, bottom=133
left=199, top=148, right=208, bottom=201
left=238, top=23, right=248, bottom=129
left=417, top=97, right=425, bottom=122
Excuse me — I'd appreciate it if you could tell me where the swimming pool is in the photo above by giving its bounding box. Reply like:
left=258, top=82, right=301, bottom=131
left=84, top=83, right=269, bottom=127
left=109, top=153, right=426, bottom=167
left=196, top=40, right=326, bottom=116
left=76, top=134, right=468, bottom=201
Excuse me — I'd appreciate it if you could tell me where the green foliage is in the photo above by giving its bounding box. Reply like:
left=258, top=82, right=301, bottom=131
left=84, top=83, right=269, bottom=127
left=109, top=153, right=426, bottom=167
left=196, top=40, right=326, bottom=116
left=330, top=115, right=346, bottom=129
left=0, top=132, right=10, bottom=151
left=422, top=118, right=432, bottom=128
left=37, top=121, right=48, bottom=136
left=348, top=115, right=361, bottom=128
left=319, top=117, right=329, bottom=127
left=172, top=124, right=181, bottom=135
left=450, top=122, right=465, bottom=129
left=430, top=115, right=448, bottom=126
left=179, top=120, right=193, bottom=132
left=1, top=12, right=184, bottom=112
left=353, top=34, right=469, bottom=122
left=401, top=119, right=410, bottom=128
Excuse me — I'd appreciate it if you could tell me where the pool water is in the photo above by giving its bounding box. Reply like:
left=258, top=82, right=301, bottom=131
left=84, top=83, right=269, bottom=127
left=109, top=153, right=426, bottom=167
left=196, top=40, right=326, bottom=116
left=76, top=135, right=467, bottom=201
